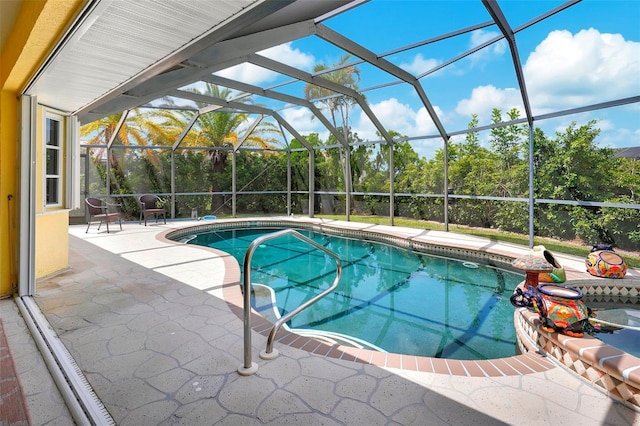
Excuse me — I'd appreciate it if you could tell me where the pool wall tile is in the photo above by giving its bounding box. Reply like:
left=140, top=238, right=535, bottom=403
left=340, top=346, right=360, bottom=360
left=301, top=340, right=321, bottom=353
left=370, top=351, right=386, bottom=367
left=560, top=336, right=607, bottom=357
left=278, top=333, right=299, bottom=345
left=516, top=307, right=640, bottom=411
left=489, top=358, right=519, bottom=375
left=474, top=360, right=502, bottom=377
left=522, top=353, right=554, bottom=372
left=504, top=356, right=534, bottom=374
left=600, top=354, right=639, bottom=378
left=579, top=345, right=625, bottom=365
left=356, top=350, right=373, bottom=365
left=326, top=346, right=343, bottom=359
left=339, top=350, right=357, bottom=362
left=312, top=343, right=333, bottom=356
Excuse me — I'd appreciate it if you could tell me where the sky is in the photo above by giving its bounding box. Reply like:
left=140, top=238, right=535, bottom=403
left=207, top=0, right=640, bottom=158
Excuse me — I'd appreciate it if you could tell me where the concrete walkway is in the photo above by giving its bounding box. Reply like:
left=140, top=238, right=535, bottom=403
left=2, top=219, right=638, bottom=425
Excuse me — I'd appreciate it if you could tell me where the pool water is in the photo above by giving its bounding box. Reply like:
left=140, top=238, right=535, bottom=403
left=188, top=228, right=524, bottom=360
left=588, top=308, right=640, bottom=357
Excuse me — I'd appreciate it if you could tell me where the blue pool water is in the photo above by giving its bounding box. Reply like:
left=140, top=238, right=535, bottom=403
left=587, top=308, right=640, bottom=357
left=187, top=228, right=524, bottom=360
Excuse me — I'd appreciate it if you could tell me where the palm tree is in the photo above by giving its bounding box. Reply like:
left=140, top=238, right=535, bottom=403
left=81, top=110, right=161, bottom=164
left=81, top=110, right=168, bottom=203
left=304, top=54, right=361, bottom=132
left=165, top=83, right=281, bottom=212
left=304, top=54, right=361, bottom=211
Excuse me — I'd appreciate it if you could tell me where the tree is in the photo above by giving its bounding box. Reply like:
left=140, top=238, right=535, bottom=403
left=81, top=110, right=170, bottom=215
left=304, top=54, right=361, bottom=211
left=304, top=54, right=361, bottom=131
left=160, top=83, right=280, bottom=212
left=534, top=120, right=623, bottom=244
left=447, top=116, right=495, bottom=227
left=487, top=108, right=529, bottom=232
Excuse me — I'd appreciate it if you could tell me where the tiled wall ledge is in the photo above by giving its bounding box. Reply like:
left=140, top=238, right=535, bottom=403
left=570, top=279, right=640, bottom=304
left=515, top=308, right=640, bottom=412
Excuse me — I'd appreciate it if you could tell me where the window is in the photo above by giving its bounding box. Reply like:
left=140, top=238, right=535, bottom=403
left=45, top=114, right=63, bottom=206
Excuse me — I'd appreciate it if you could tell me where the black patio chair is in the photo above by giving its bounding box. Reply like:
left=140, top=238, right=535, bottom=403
left=138, top=194, right=167, bottom=226
left=85, top=197, right=122, bottom=233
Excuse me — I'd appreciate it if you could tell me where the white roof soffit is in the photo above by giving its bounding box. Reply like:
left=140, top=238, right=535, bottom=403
left=26, top=0, right=354, bottom=122
left=27, top=0, right=262, bottom=112
left=22, top=0, right=354, bottom=124
left=77, top=0, right=356, bottom=124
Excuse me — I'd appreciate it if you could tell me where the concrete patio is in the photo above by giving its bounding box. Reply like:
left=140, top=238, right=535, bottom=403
left=2, top=219, right=638, bottom=425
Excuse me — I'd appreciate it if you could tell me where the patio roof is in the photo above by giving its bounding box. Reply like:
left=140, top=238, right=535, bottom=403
left=23, top=0, right=357, bottom=123
left=614, top=146, right=640, bottom=159
left=22, top=0, right=640, bottom=146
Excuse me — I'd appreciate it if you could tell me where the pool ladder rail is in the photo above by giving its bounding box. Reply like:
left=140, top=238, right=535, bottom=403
left=238, top=229, right=343, bottom=376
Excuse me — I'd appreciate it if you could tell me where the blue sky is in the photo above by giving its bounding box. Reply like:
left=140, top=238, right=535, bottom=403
left=208, top=0, right=640, bottom=158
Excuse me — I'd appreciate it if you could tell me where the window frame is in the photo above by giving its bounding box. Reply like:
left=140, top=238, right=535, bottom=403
left=44, top=111, right=64, bottom=207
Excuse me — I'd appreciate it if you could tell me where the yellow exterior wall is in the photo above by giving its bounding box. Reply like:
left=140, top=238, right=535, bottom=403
left=0, top=90, right=19, bottom=296
left=35, top=105, right=69, bottom=279
left=0, top=0, right=84, bottom=297
left=35, top=212, right=70, bottom=278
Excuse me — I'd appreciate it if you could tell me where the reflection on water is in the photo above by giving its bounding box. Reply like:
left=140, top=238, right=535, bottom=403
left=189, top=228, right=524, bottom=360
left=588, top=308, right=640, bottom=357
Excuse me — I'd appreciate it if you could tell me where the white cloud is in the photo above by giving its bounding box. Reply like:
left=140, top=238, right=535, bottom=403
left=414, top=106, right=442, bottom=135
left=470, top=29, right=507, bottom=55
left=356, top=98, right=414, bottom=141
left=454, top=85, right=523, bottom=122
left=215, top=63, right=278, bottom=86
left=215, top=43, right=316, bottom=85
left=463, top=29, right=508, bottom=70
left=400, top=54, right=441, bottom=76
left=356, top=98, right=444, bottom=142
left=595, top=124, right=640, bottom=149
left=451, top=28, right=639, bottom=128
left=259, top=43, right=315, bottom=71
left=399, top=30, right=505, bottom=78
left=524, top=29, right=640, bottom=111
left=280, top=106, right=326, bottom=139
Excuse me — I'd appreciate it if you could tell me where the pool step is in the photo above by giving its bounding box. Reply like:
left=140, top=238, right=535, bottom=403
left=252, top=284, right=385, bottom=352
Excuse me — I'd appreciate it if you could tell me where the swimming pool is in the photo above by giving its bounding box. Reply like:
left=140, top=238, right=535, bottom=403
left=186, top=227, right=524, bottom=360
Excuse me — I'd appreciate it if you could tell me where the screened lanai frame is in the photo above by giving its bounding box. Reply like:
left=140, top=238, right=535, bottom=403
left=79, top=0, right=640, bottom=248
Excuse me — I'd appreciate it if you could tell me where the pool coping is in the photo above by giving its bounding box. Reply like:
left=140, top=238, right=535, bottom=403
left=159, top=217, right=640, bottom=385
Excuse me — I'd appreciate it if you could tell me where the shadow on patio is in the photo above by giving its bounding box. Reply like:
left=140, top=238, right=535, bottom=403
left=24, top=223, right=638, bottom=425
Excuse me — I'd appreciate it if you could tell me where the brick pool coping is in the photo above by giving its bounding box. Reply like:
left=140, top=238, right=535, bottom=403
left=161, top=218, right=640, bottom=393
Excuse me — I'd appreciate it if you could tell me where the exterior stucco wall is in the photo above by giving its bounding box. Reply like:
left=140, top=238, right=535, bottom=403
left=35, top=212, right=70, bottom=278
left=0, top=0, right=84, bottom=297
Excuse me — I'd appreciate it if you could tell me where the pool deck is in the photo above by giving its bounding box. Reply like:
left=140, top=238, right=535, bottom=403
left=2, top=217, right=639, bottom=425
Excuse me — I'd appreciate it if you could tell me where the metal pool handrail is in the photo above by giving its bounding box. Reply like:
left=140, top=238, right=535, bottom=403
left=238, top=229, right=342, bottom=376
